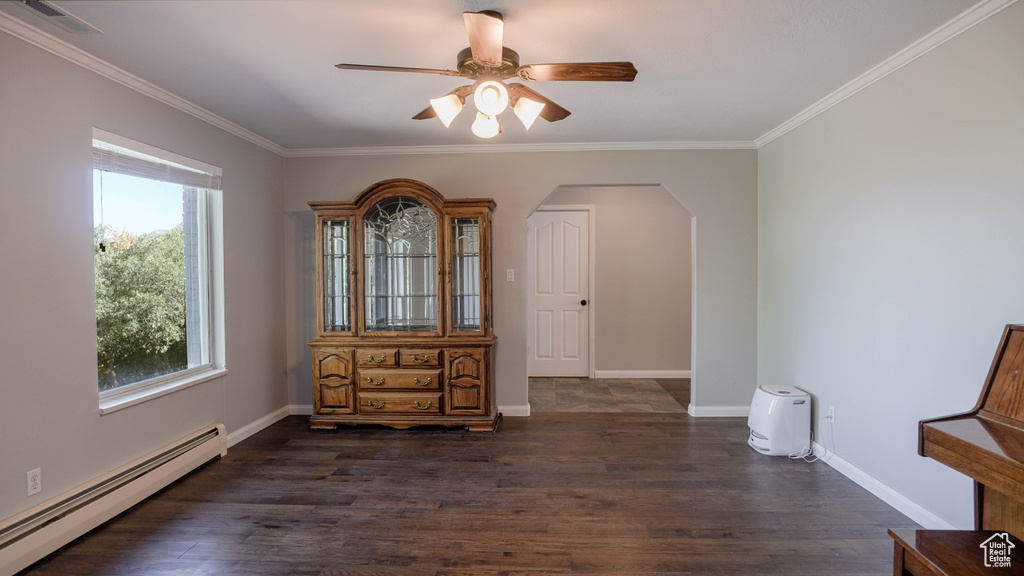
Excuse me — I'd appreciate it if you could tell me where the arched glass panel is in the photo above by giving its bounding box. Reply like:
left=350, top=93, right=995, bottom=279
left=364, top=197, right=438, bottom=331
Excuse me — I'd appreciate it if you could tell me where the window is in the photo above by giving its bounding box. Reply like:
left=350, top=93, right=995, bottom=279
left=92, top=129, right=225, bottom=411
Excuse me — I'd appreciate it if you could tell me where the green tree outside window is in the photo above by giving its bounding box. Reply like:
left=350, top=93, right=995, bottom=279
left=94, top=225, right=188, bottom=390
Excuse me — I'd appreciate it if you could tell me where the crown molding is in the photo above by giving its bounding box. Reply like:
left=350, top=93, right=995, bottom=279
left=282, top=140, right=756, bottom=158
left=755, top=0, right=1019, bottom=148
left=0, top=10, right=288, bottom=156
left=9, top=0, right=1009, bottom=157
left=0, top=9, right=753, bottom=158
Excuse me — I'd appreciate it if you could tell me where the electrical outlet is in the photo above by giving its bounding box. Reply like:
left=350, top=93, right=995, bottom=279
left=506, top=269, right=514, bottom=282
left=827, top=405, right=835, bottom=423
left=27, top=468, right=41, bottom=496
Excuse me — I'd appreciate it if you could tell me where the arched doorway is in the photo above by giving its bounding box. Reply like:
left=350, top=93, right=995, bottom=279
left=525, top=185, right=694, bottom=412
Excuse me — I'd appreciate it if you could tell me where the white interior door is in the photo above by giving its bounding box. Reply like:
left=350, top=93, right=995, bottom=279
left=527, top=210, right=590, bottom=377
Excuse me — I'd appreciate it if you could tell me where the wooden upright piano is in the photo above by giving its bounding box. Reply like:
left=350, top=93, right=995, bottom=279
left=890, top=324, right=1024, bottom=575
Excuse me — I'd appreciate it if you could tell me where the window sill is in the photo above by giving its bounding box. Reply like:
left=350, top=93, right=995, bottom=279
left=99, top=367, right=228, bottom=415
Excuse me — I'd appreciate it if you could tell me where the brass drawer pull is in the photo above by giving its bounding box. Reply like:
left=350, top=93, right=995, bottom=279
left=413, top=401, right=433, bottom=410
left=414, top=377, right=432, bottom=387
left=366, top=400, right=386, bottom=409
left=411, top=354, right=432, bottom=364
left=366, top=354, right=387, bottom=364
left=366, top=376, right=386, bottom=386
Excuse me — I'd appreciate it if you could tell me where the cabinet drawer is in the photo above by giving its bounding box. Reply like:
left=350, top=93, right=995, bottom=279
left=359, top=392, right=442, bottom=415
left=358, top=370, right=441, bottom=390
left=400, top=349, right=442, bottom=367
left=356, top=349, right=398, bottom=368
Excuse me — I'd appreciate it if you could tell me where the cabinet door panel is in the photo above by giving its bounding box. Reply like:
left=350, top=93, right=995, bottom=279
left=313, top=348, right=354, bottom=413
left=447, top=349, right=487, bottom=414
left=318, top=355, right=351, bottom=380
left=319, top=381, right=354, bottom=412
left=451, top=217, right=482, bottom=333
left=321, top=218, right=353, bottom=334
left=449, top=383, right=483, bottom=413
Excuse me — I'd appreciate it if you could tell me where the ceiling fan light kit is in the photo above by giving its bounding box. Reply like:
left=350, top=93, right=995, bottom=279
left=471, top=111, right=501, bottom=139
left=429, top=93, right=464, bottom=128
left=429, top=77, right=545, bottom=134
left=512, top=96, right=545, bottom=130
left=473, top=80, right=509, bottom=116
left=336, top=10, right=637, bottom=139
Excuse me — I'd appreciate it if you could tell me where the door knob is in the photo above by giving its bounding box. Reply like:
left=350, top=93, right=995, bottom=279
left=581, top=299, right=588, bottom=306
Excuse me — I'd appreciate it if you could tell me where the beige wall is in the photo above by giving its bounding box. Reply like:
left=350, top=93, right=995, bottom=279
left=283, top=149, right=756, bottom=414
left=0, top=31, right=286, bottom=520
left=3, top=0, right=1016, bottom=536
left=758, top=1, right=1024, bottom=528
left=0, top=2, right=755, bottom=528
left=541, top=186, right=692, bottom=373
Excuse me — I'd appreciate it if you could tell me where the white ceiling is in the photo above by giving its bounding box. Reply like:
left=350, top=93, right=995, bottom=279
left=1, top=0, right=983, bottom=151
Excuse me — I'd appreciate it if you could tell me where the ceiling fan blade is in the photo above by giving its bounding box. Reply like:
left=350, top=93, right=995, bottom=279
left=464, top=11, right=504, bottom=65
left=412, top=85, right=474, bottom=120
left=412, top=106, right=437, bottom=120
left=506, top=84, right=571, bottom=122
left=517, top=62, right=638, bottom=82
left=335, top=63, right=462, bottom=77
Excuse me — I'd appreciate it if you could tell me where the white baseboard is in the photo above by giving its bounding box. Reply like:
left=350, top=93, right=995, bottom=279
left=498, top=404, right=531, bottom=417
left=687, top=404, right=750, bottom=417
left=290, top=404, right=314, bottom=416
left=812, top=442, right=957, bottom=530
left=227, top=406, right=292, bottom=447
left=593, top=370, right=691, bottom=379
left=0, top=425, right=226, bottom=575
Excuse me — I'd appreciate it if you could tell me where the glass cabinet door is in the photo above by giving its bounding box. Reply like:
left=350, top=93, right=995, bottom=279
left=323, top=219, right=352, bottom=332
left=451, top=217, right=482, bottom=332
left=363, top=197, right=439, bottom=332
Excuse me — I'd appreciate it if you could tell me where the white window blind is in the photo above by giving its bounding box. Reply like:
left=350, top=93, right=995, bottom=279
left=92, top=139, right=222, bottom=190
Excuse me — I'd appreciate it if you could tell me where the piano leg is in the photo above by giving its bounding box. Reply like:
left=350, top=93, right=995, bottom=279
left=978, top=484, right=1024, bottom=537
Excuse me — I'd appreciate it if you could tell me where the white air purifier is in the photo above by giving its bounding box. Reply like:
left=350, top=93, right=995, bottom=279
left=747, top=385, right=811, bottom=456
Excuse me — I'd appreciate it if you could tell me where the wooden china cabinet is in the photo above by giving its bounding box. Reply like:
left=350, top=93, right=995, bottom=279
left=308, top=178, right=499, bottom=432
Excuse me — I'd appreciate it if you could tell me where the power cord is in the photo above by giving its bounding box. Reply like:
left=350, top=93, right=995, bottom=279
left=789, top=410, right=836, bottom=463
left=788, top=439, right=818, bottom=462
left=824, top=409, right=837, bottom=454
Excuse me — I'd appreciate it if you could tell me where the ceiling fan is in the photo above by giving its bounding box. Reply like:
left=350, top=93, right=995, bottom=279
left=336, top=10, right=638, bottom=138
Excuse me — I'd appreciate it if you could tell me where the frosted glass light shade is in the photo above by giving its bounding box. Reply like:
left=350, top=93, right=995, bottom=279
left=473, top=81, right=509, bottom=116
left=471, top=112, right=501, bottom=138
left=512, top=97, right=546, bottom=130
left=429, top=94, right=464, bottom=127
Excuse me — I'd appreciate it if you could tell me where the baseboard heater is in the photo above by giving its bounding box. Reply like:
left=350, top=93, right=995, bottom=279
left=0, top=424, right=227, bottom=576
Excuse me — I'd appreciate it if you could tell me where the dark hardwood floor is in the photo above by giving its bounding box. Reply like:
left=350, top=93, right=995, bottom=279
left=21, top=389, right=917, bottom=575
left=529, top=378, right=689, bottom=413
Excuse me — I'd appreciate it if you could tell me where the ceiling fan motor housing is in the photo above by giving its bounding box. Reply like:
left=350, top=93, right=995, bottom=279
left=456, top=46, right=521, bottom=79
